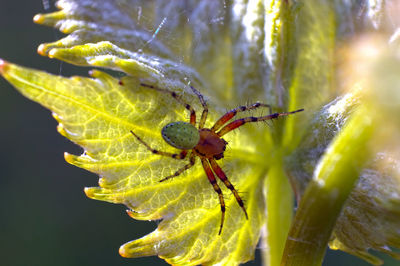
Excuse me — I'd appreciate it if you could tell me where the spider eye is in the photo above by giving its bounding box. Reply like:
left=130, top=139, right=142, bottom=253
left=162, top=122, right=200, bottom=150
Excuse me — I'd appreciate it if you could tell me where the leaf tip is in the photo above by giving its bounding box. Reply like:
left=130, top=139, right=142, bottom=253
left=0, top=58, right=8, bottom=75
left=33, top=14, right=45, bottom=24
left=64, top=152, right=74, bottom=163
left=84, top=187, right=95, bottom=198
left=84, top=187, right=113, bottom=202
left=37, top=44, right=48, bottom=56
left=33, top=11, right=67, bottom=28
left=64, top=153, right=88, bottom=168
left=48, top=48, right=57, bottom=59
left=126, top=209, right=136, bottom=219
left=119, top=238, right=156, bottom=258
left=57, top=124, right=69, bottom=138
left=119, top=245, right=130, bottom=258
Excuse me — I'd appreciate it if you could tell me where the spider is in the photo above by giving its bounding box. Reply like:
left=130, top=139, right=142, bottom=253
left=130, top=83, right=304, bottom=235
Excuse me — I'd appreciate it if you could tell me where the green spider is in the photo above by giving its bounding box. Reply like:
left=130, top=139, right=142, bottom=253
left=130, top=83, right=303, bottom=234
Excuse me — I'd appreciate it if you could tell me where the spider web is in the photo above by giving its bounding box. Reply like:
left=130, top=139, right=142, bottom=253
left=128, top=1, right=230, bottom=101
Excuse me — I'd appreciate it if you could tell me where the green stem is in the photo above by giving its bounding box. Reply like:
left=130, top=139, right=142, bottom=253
left=281, top=106, right=375, bottom=265
left=263, top=157, right=294, bottom=266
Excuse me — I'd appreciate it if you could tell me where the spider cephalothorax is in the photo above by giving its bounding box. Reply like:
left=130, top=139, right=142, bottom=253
left=130, top=83, right=303, bottom=234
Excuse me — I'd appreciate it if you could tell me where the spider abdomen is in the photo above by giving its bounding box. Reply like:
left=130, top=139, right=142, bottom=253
left=162, top=121, right=200, bottom=150
left=194, top=129, right=227, bottom=159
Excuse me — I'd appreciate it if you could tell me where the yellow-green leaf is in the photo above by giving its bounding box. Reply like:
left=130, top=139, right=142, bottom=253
left=0, top=59, right=268, bottom=265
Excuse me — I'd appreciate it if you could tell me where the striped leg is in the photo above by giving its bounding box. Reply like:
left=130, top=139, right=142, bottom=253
left=209, top=158, right=248, bottom=220
left=140, top=83, right=197, bottom=125
left=217, top=109, right=304, bottom=137
left=130, top=130, right=187, bottom=159
left=159, top=154, right=196, bottom=182
left=211, top=102, right=272, bottom=132
left=201, top=158, right=225, bottom=235
left=189, top=86, right=208, bottom=128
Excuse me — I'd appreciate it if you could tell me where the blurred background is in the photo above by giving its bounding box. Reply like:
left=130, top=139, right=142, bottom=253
left=0, top=1, right=397, bottom=265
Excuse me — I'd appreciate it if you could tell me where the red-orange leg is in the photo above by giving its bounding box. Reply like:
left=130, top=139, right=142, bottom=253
left=140, top=83, right=197, bottom=125
left=130, top=130, right=187, bottom=159
left=217, top=109, right=304, bottom=137
left=209, top=158, right=248, bottom=220
left=211, top=102, right=272, bottom=132
left=159, top=154, right=196, bottom=182
left=189, top=85, right=208, bottom=128
left=201, top=158, right=225, bottom=235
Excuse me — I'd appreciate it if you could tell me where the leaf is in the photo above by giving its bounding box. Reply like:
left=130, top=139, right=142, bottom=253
left=0, top=57, right=267, bottom=265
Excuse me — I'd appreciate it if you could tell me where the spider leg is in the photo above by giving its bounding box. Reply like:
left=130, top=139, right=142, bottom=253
left=201, top=158, right=225, bottom=235
left=140, top=83, right=197, bottom=125
left=130, top=130, right=187, bottom=159
left=189, top=86, right=208, bottom=128
left=159, top=153, right=196, bottom=182
left=211, top=102, right=272, bottom=132
left=217, top=109, right=304, bottom=137
left=209, top=158, right=248, bottom=220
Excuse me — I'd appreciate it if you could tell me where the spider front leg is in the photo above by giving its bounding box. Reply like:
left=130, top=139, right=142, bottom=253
left=130, top=130, right=187, bottom=159
left=189, top=85, right=208, bottom=128
left=201, top=158, right=226, bottom=235
left=217, top=108, right=304, bottom=136
left=209, top=158, right=248, bottom=220
left=211, top=102, right=272, bottom=132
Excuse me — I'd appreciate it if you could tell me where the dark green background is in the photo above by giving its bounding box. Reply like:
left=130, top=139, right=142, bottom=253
left=0, top=1, right=397, bottom=265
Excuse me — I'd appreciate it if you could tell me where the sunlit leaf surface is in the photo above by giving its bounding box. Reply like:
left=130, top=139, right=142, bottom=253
left=0, top=56, right=267, bottom=264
